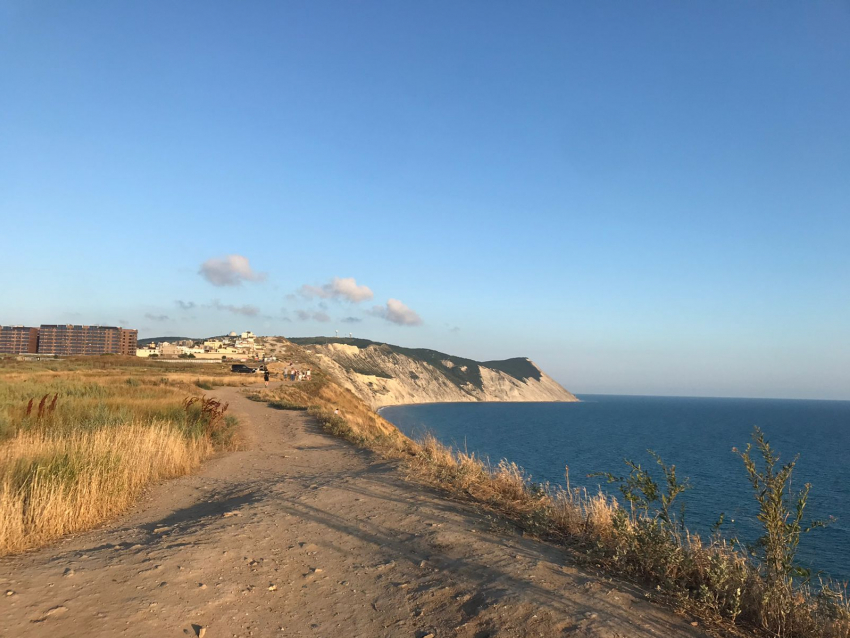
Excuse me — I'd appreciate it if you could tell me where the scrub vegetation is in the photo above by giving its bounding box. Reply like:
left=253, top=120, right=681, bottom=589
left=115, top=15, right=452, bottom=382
left=255, top=341, right=849, bottom=638
left=0, top=357, right=251, bottom=554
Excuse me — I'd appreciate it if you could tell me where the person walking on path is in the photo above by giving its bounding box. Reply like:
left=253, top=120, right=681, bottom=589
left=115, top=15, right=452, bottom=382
left=263, top=369, right=270, bottom=388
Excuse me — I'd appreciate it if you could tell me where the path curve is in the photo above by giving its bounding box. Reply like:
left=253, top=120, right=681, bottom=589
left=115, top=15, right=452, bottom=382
left=0, top=386, right=717, bottom=638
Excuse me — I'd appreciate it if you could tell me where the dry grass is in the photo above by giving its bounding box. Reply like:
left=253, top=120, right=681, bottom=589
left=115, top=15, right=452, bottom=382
left=0, top=356, right=242, bottom=555
left=0, top=423, right=210, bottom=553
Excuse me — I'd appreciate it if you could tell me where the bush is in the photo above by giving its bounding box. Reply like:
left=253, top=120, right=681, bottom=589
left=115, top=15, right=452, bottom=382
left=267, top=400, right=308, bottom=411
left=735, top=428, right=834, bottom=634
left=181, top=395, right=236, bottom=446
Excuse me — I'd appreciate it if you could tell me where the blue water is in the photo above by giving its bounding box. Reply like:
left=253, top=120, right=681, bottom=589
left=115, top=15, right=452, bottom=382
left=381, top=395, right=850, bottom=581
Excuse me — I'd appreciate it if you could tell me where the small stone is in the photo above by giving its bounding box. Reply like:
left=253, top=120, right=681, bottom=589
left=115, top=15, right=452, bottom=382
left=198, top=628, right=207, bottom=638
left=5, top=590, right=14, bottom=596
left=46, top=605, right=68, bottom=616
left=268, top=584, right=277, bottom=591
left=310, top=567, right=322, bottom=573
left=690, top=621, right=698, bottom=626
left=199, top=583, right=207, bottom=589
left=63, top=568, right=75, bottom=577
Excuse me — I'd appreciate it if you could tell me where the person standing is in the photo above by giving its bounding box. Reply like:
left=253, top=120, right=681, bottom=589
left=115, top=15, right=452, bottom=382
left=263, top=368, right=270, bottom=388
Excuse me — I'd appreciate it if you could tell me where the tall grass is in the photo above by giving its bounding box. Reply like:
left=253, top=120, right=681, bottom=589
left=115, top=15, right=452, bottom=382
left=0, top=357, right=242, bottom=554
left=0, top=423, right=211, bottom=553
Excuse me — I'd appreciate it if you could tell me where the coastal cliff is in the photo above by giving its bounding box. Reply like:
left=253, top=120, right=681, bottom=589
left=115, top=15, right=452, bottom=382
left=288, top=337, right=578, bottom=410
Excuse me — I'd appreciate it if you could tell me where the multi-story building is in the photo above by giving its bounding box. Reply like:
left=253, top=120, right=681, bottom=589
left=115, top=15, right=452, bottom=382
left=37, top=325, right=138, bottom=356
left=159, top=342, right=182, bottom=357
left=0, top=326, right=40, bottom=354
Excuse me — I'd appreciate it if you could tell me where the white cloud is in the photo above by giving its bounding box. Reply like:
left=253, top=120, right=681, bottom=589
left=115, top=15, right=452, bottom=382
left=299, top=277, right=373, bottom=303
left=144, top=313, right=170, bottom=322
left=207, top=300, right=260, bottom=316
left=199, top=255, right=267, bottom=287
left=175, top=300, right=196, bottom=310
left=370, top=299, right=422, bottom=326
left=295, top=310, right=331, bottom=322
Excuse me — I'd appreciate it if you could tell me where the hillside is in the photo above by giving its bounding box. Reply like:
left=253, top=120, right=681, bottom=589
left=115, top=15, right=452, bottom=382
left=285, top=337, right=577, bottom=409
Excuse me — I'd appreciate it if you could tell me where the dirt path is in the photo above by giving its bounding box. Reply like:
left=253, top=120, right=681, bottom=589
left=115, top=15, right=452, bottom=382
left=0, top=387, right=717, bottom=638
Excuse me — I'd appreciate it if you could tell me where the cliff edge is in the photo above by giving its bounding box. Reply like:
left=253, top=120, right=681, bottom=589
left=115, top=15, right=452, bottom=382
left=288, top=337, right=578, bottom=409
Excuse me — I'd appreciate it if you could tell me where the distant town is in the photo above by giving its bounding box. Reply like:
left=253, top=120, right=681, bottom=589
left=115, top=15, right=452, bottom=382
left=136, top=331, right=264, bottom=361
left=0, top=325, right=264, bottom=362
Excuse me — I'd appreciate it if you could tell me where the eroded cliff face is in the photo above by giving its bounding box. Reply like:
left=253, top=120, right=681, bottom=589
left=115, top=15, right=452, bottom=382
left=299, top=341, right=578, bottom=410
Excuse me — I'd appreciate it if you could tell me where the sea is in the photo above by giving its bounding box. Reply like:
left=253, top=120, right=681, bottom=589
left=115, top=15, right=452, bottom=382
left=380, top=395, right=850, bottom=582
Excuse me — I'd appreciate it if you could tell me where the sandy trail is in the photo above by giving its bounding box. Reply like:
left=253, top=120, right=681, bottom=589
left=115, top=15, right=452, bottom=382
left=0, top=386, right=715, bottom=638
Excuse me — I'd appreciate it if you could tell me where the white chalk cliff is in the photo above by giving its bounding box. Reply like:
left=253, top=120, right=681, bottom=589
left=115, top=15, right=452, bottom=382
left=292, top=339, right=578, bottom=410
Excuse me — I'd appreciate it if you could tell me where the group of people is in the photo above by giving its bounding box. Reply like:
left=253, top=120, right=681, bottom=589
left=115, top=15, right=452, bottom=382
left=260, top=363, right=312, bottom=388
left=285, top=363, right=311, bottom=383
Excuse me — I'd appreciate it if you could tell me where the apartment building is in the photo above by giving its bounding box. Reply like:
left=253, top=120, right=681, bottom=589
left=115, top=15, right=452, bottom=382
left=0, top=326, right=40, bottom=354
left=37, top=325, right=138, bottom=356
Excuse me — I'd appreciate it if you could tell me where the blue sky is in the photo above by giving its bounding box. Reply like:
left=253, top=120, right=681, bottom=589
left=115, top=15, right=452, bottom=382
left=2, top=2, right=849, bottom=399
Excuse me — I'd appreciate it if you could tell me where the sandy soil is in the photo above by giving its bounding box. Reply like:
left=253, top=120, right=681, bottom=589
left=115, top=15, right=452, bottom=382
left=0, top=386, right=718, bottom=638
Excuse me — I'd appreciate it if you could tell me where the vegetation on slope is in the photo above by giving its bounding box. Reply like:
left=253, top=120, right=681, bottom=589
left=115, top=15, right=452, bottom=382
left=482, top=357, right=542, bottom=382
left=0, top=357, right=252, bottom=554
